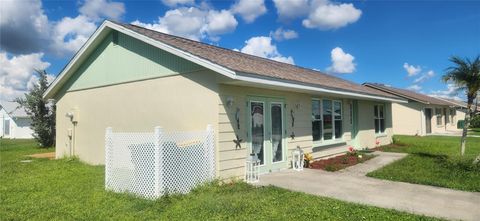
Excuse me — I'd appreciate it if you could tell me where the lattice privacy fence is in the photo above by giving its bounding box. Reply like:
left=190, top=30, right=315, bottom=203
left=105, top=125, right=215, bottom=199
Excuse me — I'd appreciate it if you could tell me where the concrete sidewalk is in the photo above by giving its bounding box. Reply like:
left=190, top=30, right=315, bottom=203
left=256, top=152, right=480, bottom=221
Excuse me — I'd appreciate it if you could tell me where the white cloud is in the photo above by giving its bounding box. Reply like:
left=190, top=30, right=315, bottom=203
left=413, top=70, right=435, bottom=84
left=79, top=0, right=125, bottom=21
left=51, top=15, right=98, bottom=55
left=0, top=52, right=52, bottom=101
left=206, top=10, right=238, bottom=36
left=0, top=0, right=125, bottom=56
left=429, top=84, right=463, bottom=100
left=403, top=63, right=422, bottom=77
left=270, top=28, right=299, bottom=41
left=161, top=0, right=195, bottom=7
left=327, top=47, right=356, bottom=74
left=0, top=0, right=50, bottom=54
left=406, top=84, right=422, bottom=91
left=231, top=0, right=267, bottom=23
left=132, top=7, right=237, bottom=41
left=240, top=36, right=295, bottom=64
left=302, top=0, right=362, bottom=30
left=272, top=0, right=309, bottom=20
left=273, top=0, right=361, bottom=30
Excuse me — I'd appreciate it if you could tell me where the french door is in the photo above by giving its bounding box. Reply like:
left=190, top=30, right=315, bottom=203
left=248, top=97, right=287, bottom=173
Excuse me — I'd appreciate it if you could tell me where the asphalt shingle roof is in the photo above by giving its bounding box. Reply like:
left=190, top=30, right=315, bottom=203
left=113, top=21, right=402, bottom=100
left=363, top=83, right=453, bottom=106
left=0, top=101, right=28, bottom=118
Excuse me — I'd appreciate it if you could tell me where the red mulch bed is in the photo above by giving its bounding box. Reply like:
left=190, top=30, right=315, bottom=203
left=309, top=154, right=376, bottom=172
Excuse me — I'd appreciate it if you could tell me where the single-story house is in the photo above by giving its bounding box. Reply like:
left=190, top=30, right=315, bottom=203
left=363, top=83, right=461, bottom=136
left=0, top=101, right=34, bottom=139
left=44, top=20, right=406, bottom=178
left=437, top=97, right=479, bottom=117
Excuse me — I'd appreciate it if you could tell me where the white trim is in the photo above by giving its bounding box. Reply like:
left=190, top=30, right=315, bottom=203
left=44, top=21, right=236, bottom=99
left=236, top=74, right=407, bottom=103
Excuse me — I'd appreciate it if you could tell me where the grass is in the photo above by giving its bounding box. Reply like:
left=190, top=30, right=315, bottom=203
left=0, top=139, right=439, bottom=220
left=468, top=128, right=480, bottom=136
left=368, top=135, right=480, bottom=192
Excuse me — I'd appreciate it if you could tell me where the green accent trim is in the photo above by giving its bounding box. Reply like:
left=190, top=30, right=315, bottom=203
left=59, top=31, right=204, bottom=95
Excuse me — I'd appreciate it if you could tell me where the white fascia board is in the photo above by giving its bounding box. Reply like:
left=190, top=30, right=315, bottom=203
left=43, top=21, right=236, bottom=99
left=235, top=73, right=408, bottom=103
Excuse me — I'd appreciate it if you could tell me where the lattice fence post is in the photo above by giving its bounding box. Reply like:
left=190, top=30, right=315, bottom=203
left=105, top=127, right=113, bottom=190
left=153, top=126, right=163, bottom=198
left=205, top=124, right=215, bottom=179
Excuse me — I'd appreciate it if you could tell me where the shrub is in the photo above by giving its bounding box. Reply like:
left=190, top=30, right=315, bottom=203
left=470, top=115, right=480, bottom=128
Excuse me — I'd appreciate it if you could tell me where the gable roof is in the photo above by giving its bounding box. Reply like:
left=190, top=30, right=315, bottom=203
left=44, top=20, right=405, bottom=103
left=363, top=83, right=453, bottom=106
left=0, top=101, right=28, bottom=118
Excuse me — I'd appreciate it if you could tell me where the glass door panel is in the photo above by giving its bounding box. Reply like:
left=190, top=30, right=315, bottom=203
left=251, top=101, right=265, bottom=165
left=271, top=103, right=283, bottom=163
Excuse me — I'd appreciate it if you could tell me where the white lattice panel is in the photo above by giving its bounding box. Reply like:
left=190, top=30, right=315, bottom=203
left=105, top=125, right=215, bottom=199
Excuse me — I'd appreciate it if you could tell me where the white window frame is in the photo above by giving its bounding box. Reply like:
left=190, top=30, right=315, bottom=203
left=450, top=108, right=456, bottom=124
left=374, top=104, right=385, bottom=135
left=312, top=98, right=343, bottom=144
left=435, top=108, right=442, bottom=126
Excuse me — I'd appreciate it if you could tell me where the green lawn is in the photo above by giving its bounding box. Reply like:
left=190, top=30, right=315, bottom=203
left=0, top=139, right=438, bottom=220
left=469, top=128, right=480, bottom=136
left=368, top=135, right=480, bottom=192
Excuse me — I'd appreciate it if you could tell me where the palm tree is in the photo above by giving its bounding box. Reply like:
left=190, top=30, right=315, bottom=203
left=442, top=55, right=480, bottom=157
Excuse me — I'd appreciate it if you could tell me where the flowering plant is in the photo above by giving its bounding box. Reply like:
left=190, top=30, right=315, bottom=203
left=375, top=140, right=380, bottom=146
left=304, top=153, right=313, bottom=162
left=304, top=153, right=313, bottom=168
left=347, top=146, right=357, bottom=156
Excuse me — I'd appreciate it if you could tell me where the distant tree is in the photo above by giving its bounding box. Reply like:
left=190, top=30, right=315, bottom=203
left=15, top=70, right=55, bottom=147
left=442, top=55, right=480, bottom=158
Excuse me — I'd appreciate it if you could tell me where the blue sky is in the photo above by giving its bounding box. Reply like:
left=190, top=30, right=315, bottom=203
left=1, top=0, right=479, bottom=102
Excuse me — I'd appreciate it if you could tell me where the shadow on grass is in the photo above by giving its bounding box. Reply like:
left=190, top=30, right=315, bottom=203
left=411, top=152, right=480, bottom=172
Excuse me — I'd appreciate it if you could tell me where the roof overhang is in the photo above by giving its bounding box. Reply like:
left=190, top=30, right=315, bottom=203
left=44, top=20, right=406, bottom=104
left=234, top=72, right=407, bottom=103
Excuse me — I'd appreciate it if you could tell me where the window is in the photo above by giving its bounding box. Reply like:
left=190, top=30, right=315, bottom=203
left=312, top=100, right=322, bottom=141
left=435, top=108, right=442, bottom=126
left=445, top=108, right=450, bottom=124
left=311, top=99, right=343, bottom=142
left=450, top=108, right=456, bottom=124
left=374, top=105, right=385, bottom=134
left=333, top=101, right=343, bottom=139
left=4, top=119, right=10, bottom=135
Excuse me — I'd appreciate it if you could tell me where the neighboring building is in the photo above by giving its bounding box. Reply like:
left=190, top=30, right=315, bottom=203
left=0, top=101, right=34, bottom=139
left=437, top=97, right=480, bottom=117
left=43, top=21, right=406, bottom=178
left=364, top=83, right=460, bottom=136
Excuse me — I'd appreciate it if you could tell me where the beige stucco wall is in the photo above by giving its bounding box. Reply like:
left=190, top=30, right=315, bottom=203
left=391, top=102, right=424, bottom=135
left=55, top=71, right=220, bottom=165
left=391, top=102, right=458, bottom=135
left=355, top=100, right=393, bottom=149
left=217, top=84, right=392, bottom=178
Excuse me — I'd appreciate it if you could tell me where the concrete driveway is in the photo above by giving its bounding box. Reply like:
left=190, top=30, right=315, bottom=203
left=256, top=152, right=480, bottom=221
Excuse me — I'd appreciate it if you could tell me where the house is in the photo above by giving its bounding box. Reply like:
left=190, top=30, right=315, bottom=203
left=43, top=20, right=406, bottom=178
left=437, top=97, right=479, bottom=117
left=0, top=101, right=34, bottom=139
left=363, top=83, right=460, bottom=136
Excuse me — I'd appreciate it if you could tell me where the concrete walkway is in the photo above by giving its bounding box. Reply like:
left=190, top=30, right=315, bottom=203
left=256, top=152, right=480, bottom=221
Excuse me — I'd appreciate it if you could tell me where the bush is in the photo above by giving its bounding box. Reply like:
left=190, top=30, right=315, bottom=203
left=470, top=115, right=480, bottom=128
